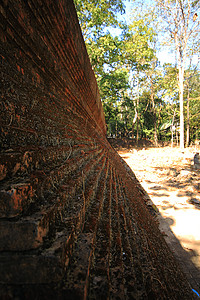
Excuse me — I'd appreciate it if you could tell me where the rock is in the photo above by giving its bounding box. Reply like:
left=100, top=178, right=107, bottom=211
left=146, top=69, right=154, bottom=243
left=168, top=168, right=178, bottom=176
left=194, top=153, right=200, bottom=169
left=191, top=198, right=199, bottom=205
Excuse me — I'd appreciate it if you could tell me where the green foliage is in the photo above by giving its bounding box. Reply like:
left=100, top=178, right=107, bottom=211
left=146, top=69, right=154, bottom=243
left=74, top=0, right=125, bottom=38
left=161, top=64, right=178, bottom=96
left=75, top=0, right=200, bottom=145
left=100, top=68, right=131, bottom=136
left=186, top=71, right=200, bottom=140
left=100, top=68, right=129, bottom=101
left=86, top=34, right=124, bottom=76
left=124, top=19, right=156, bottom=71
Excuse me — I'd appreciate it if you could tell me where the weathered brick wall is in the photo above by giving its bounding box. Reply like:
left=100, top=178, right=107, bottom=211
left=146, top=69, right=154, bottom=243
left=0, top=0, right=106, bottom=154
left=0, top=0, right=106, bottom=214
left=0, top=0, right=197, bottom=299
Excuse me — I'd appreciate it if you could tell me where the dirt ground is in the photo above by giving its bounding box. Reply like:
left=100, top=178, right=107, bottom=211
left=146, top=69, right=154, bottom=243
left=117, top=144, right=200, bottom=295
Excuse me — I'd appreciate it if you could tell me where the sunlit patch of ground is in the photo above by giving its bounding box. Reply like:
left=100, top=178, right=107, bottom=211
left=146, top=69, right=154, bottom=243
left=118, top=146, right=200, bottom=291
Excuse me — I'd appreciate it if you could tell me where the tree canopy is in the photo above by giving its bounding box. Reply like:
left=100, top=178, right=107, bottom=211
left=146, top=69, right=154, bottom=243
left=75, top=0, right=200, bottom=147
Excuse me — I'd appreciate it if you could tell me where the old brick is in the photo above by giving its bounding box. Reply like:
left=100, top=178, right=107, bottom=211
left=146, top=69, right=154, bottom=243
left=0, top=230, right=71, bottom=284
left=0, top=209, right=49, bottom=251
left=0, top=0, right=197, bottom=298
left=0, top=183, right=35, bottom=217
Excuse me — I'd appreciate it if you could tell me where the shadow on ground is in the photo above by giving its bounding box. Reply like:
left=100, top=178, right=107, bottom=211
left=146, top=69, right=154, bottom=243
left=112, top=141, right=200, bottom=296
left=142, top=183, right=200, bottom=296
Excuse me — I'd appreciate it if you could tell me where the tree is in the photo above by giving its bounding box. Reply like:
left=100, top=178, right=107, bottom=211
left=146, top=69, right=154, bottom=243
left=74, top=0, right=200, bottom=145
left=74, top=0, right=125, bottom=40
left=74, top=0, right=129, bottom=137
left=154, top=0, right=200, bottom=148
left=74, top=0, right=125, bottom=76
left=185, top=69, right=200, bottom=145
left=99, top=67, right=130, bottom=137
left=123, top=16, right=156, bottom=142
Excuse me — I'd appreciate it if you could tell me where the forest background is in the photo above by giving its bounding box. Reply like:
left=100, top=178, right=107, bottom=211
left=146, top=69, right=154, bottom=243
left=74, top=0, right=200, bottom=148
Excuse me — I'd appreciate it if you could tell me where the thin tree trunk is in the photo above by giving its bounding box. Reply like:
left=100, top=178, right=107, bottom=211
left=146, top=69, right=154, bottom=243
left=186, top=82, right=190, bottom=147
left=171, top=109, right=176, bottom=148
left=176, top=130, right=179, bottom=146
left=132, top=105, right=137, bottom=138
left=136, top=116, right=139, bottom=145
left=179, top=67, right=185, bottom=149
left=150, top=74, right=158, bottom=146
left=132, top=75, right=140, bottom=144
left=154, top=113, right=158, bottom=146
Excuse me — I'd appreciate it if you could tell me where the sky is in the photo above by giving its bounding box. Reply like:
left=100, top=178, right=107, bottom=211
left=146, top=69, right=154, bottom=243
left=108, top=0, right=175, bottom=65
left=110, top=0, right=199, bottom=67
left=124, top=0, right=177, bottom=65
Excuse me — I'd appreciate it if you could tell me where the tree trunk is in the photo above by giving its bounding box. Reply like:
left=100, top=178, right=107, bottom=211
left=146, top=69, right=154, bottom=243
left=174, top=17, right=187, bottom=150
left=186, top=82, right=190, bottom=147
left=132, top=105, right=137, bottom=138
left=136, top=116, right=139, bottom=145
left=171, top=110, right=175, bottom=148
left=179, top=67, right=184, bottom=149
left=154, top=113, right=158, bottom=146
left=150, top=75, right=158, bottom=146
left=176, top=129, right=179, bottom=146
left=132, top=75, right=140, bottom=143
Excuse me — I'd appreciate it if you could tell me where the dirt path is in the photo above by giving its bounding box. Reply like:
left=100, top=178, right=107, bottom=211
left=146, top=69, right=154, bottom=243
left=118, top=146, right=200, bottom=295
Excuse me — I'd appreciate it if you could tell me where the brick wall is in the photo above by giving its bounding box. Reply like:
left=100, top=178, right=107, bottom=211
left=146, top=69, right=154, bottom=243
left=0, top=0, right=197, bottom=299
left=0, top=0, right=106, bottom=216
left=0, top=0, right=106, bottom=154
